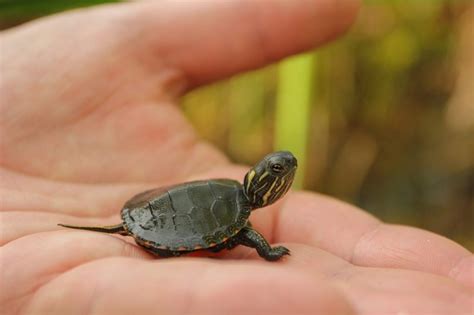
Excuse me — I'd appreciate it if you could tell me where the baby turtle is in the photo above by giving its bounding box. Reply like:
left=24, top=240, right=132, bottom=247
left=59, top=151, right=297, bottom=261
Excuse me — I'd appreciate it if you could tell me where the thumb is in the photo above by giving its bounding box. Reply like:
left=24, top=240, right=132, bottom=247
left=1, top=0, right=359, bottom=101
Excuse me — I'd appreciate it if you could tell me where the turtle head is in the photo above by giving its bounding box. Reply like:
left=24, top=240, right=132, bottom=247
left=243, top=151, right=297, bottom=209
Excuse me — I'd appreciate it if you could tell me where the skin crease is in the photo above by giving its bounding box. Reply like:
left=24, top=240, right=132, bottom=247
left=0, top=0, right=472, bottom=314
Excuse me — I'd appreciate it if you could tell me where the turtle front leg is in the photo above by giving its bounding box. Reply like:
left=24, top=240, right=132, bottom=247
left=235, top=226, right=290, bottom=261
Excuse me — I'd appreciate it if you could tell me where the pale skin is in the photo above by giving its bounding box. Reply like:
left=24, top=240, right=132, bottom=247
left=0, top=0, right=472, bottom=314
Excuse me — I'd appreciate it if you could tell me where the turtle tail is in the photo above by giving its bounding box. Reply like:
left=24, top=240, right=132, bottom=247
left=58, top=223, right=128, bottom=235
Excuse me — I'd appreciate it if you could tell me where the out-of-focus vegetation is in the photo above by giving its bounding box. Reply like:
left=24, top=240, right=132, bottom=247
left=0, top=0, right=120, bottom=27
left=1, top=1, right=472, bottom=249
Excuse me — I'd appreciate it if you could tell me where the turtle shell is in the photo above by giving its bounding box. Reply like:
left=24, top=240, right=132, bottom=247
left=121, top=179, right=251, bottom=251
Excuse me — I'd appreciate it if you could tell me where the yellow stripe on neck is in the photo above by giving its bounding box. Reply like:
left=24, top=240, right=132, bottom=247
left=246, top=170, right=256, bottom=192
left=259, top=171, right=269, bottom=181
left=262, top=179, right=278, bottom=205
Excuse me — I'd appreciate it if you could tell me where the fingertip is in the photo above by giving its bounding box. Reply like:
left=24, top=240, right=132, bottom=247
left=335, top=0, right=362, bottom=32
left=309, top=0, right=361, bottom=42
left=449, top=255, right=474, bottom=289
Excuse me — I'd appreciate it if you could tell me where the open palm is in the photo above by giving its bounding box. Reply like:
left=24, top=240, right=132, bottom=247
left=1, top=1, right=472, bottom=314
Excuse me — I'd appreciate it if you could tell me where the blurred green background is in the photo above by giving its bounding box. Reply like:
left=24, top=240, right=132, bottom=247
left=1, top=0, right=472, bottom=250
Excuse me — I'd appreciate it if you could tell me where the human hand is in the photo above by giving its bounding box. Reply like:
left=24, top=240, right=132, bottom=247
left=1, top=1, right=472, bottom=314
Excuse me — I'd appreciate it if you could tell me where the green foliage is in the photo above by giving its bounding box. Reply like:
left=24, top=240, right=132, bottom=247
left=274, top=53, right=316, bottom=189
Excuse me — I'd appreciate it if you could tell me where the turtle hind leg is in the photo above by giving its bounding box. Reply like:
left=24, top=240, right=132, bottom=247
left=58, top=223, right=128, bottom=236
left=235, top=226, right=290, bottom=261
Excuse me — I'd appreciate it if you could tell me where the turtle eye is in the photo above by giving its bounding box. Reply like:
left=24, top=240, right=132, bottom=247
left=271, top=164, right=284, bottom=173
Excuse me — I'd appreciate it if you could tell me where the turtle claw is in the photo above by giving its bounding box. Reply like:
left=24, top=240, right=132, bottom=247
left=264, top=246, right=290, bottom=261
left=280, top=246, right=291, bottom=256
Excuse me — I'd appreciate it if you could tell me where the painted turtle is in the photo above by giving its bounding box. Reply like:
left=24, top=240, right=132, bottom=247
left=58, top=151, right=297, bottom=261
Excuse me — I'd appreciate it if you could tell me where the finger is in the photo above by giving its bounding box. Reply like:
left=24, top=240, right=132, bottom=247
left=350, top=224, right=474, bottom=289
left=0, top=170, right=156, bottom=218
left=0, top=167, right=154, bottom=214
left=23, top=257, right=355, bottom=315
left=4, top=0, right=359, bottom=90
left=3, top=0, right=359, bottom=93
left=121, top=0, right=360, bottom=87
left=0, top=211, right=125, bottom=246
left=267, top=191, right=474, bottom=288
left=334, top=265, right=473, bottom=314
left=0, top=231, right=151, bottom=314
